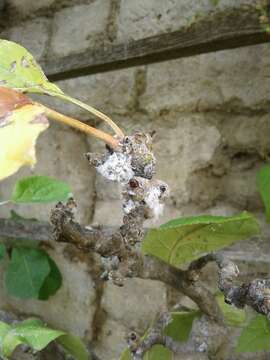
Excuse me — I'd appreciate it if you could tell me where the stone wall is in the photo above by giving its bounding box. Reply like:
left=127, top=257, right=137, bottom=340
left=0, top=1, right=270, bottom=359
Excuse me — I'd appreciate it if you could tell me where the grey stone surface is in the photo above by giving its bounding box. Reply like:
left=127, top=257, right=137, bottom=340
left=93, top=318, right=128, bottom=360
left=90, top=105, right=270, bottom=225
left=117, top=0, right=255, bottom=42
left=7, top=0, right=55, bottom=17
left=95, top=278, right=167, bottom=359
left=217, top=112, right=270, bottom=153
left=50, top=1, right=111, bottom=57
left=101, top=278, right=167, bottom=330
left=153, top=114, right=221, bottom=208
left=4, top=18, right=50, bottom=60
left=141, top=44, right=270, bottom=114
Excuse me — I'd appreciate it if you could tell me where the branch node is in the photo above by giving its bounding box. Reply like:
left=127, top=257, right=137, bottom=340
left=50, top=197, right=77, bottom=241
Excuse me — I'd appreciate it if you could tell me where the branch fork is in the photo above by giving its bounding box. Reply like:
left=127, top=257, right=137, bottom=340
left=47, top=129, right=270, bottom=358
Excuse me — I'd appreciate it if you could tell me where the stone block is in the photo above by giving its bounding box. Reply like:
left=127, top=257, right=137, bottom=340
left=141, top=44, right=270, bottom=114
left=221, top=165, right=262, bottom=210
left=218, top=113, right=270, bottom=153
left=94, top=318, right=128, bottom=360
left=50, top=1, right=111, bottom=57
left=89, top=110, right=269, bottom=226
left=5, top=18, right=50, bottom=60
left=101, top=278, right=167, bottom=330
left=7, top=0, right=55, bottom=17
left=91, top=113, right=223, bottom=225
left=94, top=278, right=167, bottom=359
left=152, top=114, right=221, bottom=208
left=117, top=0, right=254, bottom=42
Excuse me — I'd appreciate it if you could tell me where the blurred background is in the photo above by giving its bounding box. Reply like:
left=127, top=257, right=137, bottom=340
left=0, top=1, right=270, bottom=359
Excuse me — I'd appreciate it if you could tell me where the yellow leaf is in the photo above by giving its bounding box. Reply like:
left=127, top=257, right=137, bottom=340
left=0, top=88, right=49, bottom=180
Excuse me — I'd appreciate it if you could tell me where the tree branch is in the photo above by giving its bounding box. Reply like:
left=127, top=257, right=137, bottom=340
left=1, top=129, right=268, bottom=358
left=215, top=253, right=270, bottom=317
left=177, top=252, right=270, bottom=318
left=126, top=313, right=192, bottom=360
left=0, top=210, right=224, bottom=325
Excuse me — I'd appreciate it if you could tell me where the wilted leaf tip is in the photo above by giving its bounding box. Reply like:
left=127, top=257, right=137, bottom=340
left=0, top=86, right=32, bottom=116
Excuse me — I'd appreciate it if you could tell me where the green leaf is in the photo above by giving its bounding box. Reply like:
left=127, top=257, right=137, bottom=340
left=0, top=318, right=64, bottom=358
left=236, top=315, right=270, bottom=353
left=120, top=344, right=171, bottom=360
left=164, top=311, right=199, bottom=342
left=16, top=318, right=44, bottom=327
left=5, top=247, right=51, bottom=299
left=0, top=40, right=119, bottom=135
left=39, top=257, right=62, bottom=300
left=0, top=243, right=6, bottom=261
left=142, top=212, right=260, bottom=268
left=256, top=165, right=270, bottom=221
left=1, top=331, right=24, bottom=358
left=11, top=319, right=64, bottom=351
left=216, top=292, right=246, bottom=327
left=0, top=40, right=62, bottom=95
left=11, top=175, right=71, bottom=203
left=144, top=346, right=171, bottom=360
left=0, top=318, right=90, bottom=360
left=119, top=311, right=198, bottom=360
left=5, top=247, right=62, bottom=300
left=0, top=322, right=10, bottom=339
left=57, top=334, right=90, bottom=360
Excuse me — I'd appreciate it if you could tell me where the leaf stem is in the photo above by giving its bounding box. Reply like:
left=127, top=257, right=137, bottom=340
left=41, top=105, right=120, bottom=150
left=48, top=92, right=125, bottom=139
